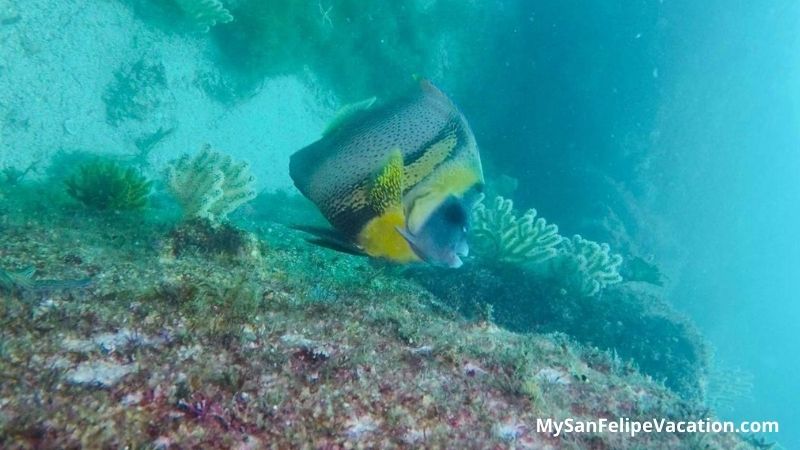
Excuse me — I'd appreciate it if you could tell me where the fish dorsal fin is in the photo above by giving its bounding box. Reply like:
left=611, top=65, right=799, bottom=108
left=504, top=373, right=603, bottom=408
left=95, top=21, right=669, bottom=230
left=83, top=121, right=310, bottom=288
left=0, top=266, right=35, bottom=291
left=368, top=149, right=404, bottom=215
left=322, top=97, right=377, bottom=137
left=17, top=267, right=36, bottom=279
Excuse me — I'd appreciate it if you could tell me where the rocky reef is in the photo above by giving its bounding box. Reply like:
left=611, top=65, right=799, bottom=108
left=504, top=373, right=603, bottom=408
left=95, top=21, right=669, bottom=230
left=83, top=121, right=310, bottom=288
left=0, top=180, right=759, bottom=449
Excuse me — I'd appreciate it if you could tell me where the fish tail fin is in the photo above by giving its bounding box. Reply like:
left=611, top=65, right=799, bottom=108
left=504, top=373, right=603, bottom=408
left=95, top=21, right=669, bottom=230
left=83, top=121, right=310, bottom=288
left=289, top=139, right=329, bottom=196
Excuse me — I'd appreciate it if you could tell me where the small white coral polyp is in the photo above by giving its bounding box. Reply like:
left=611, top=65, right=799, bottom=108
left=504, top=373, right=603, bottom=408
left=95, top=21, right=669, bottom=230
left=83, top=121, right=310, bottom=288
left=167, top=144, right=256, bottom=222
left=174, top=0, right=233, bottom=33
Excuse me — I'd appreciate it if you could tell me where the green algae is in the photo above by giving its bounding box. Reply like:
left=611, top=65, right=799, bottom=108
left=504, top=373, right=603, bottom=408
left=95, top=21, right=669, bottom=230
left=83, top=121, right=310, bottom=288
left=202, top=1, right=493, bottom=98
left=65, top=159, right=152, bottom=211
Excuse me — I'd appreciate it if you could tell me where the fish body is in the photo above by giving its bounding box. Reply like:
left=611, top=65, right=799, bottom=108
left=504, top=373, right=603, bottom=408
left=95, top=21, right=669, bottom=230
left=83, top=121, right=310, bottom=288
left=0, top=266, right=91, bottom=294
left=290, top=80, right=484, bottom=267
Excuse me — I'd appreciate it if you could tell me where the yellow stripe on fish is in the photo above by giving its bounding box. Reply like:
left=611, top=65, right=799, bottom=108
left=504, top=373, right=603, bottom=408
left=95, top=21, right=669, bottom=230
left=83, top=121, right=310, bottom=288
left=402, top=130, right=457, bottom=189
left=369, top=150, right=404, bottom=214
left=405, top=159, right=483, bottom=235
left=357, top=149, right=419, bottom=262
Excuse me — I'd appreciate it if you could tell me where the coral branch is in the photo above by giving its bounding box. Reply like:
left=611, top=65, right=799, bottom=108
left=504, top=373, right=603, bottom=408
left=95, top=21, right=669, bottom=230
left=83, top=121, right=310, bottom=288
left=551, top=234, right=624, bottom=297
left=470, top=195, right=562, bottom=264
left=470, top=195, right=623, bottom=296
left=167, top=145, right=256, bottom=221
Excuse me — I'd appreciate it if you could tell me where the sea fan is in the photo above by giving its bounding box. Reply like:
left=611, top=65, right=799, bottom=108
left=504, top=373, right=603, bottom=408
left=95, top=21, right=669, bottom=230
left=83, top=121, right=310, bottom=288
left=470, top=195, right=562, bottom=264
left=166, top=144, right=256, bottom=221
left=550, top=234, right=624, bottom=297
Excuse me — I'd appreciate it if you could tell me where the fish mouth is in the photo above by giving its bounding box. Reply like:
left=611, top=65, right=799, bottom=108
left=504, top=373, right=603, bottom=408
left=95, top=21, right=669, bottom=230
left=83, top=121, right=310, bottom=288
left=456, top=240, right=469, bottom=258
left=396, top=226, right=462, bottom=268
left=448, top=254, right=464, bottom=269
left=395, top=226, right=467, bottom=269
left=446, top=244, right=469, bottom=269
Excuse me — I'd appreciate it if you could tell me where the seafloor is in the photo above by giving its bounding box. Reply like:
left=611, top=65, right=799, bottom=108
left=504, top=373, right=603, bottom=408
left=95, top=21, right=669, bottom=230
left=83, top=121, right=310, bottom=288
left=0, top=184, right=757, bottom=450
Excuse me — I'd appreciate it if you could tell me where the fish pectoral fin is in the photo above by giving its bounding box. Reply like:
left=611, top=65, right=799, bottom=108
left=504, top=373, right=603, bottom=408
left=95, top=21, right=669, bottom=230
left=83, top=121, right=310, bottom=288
left=291, top=224, right=365, bottom=256
left=395, top=226, right=428, bottom=263
left=368, top=149, right=404, bottom=215
left=306, top=238, right=366, bottom=257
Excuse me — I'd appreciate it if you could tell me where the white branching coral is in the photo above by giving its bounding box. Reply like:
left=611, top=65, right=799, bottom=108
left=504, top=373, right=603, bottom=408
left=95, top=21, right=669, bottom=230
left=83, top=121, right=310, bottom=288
left=174, top=0, right=233, bottom=32
left=470, top=194, right=624, bottom=296
left=471, top=195, right=562, bottom=264
left=167, top=144, right=256, bottom=221
left=551, top=234, right=624, bottom=297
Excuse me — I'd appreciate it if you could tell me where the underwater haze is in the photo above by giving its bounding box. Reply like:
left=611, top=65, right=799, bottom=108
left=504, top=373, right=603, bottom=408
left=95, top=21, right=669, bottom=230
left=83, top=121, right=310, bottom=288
left=1, top=0, right=797, bottom=448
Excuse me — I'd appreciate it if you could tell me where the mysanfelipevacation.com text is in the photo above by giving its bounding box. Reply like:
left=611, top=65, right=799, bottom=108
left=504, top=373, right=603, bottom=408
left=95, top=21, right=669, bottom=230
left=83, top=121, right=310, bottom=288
left=537, top=417, right=778, bottom=438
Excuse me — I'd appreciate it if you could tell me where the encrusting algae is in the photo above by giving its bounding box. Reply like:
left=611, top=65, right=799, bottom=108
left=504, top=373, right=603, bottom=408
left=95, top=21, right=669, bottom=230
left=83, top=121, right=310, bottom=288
left=0, top=177, right=760, bottom=449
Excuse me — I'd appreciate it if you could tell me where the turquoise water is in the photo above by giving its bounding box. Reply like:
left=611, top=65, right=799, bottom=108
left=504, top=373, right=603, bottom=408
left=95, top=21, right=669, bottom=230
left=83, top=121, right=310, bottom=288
left=1, top=1, right=798, bottom=448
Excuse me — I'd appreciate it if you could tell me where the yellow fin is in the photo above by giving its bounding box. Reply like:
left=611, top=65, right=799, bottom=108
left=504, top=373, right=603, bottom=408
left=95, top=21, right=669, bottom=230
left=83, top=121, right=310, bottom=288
left=322, top=97, right=377, bottom=136
left=368, top=149, right=404, bottom=215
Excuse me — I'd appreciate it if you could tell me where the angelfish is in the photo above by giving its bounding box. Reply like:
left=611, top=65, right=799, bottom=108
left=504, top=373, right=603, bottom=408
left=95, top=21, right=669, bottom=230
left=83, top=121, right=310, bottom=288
left=289, top=79, right=484, bottom=268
